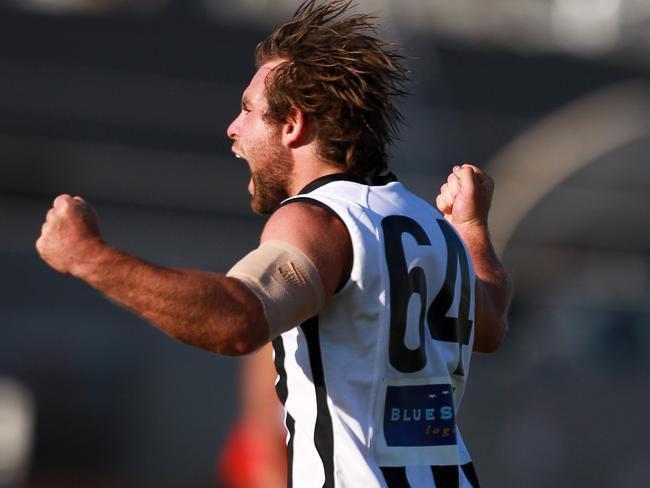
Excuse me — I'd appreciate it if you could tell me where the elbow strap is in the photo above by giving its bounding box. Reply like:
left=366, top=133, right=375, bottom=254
left=226, top=240, right=325, bottom=340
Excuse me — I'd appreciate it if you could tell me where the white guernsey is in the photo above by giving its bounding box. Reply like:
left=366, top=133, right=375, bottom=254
left=271, top=173, right=481, bottom=488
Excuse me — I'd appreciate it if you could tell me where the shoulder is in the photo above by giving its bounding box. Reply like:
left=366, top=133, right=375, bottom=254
left=262, top=199, right=343, bottom=240
left=261, top=201, right=352, bottom=296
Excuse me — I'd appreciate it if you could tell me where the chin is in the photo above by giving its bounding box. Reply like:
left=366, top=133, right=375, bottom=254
left=250, top=196, right=281, bottom=215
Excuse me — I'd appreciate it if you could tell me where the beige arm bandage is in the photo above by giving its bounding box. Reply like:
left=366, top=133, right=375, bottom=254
left=226, top=240, right=326, bottom=340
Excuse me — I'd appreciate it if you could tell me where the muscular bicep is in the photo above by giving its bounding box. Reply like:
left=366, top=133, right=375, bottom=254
left=226, top=202, right=351, bottom=340
left=260, top=202, right=352, bottom=298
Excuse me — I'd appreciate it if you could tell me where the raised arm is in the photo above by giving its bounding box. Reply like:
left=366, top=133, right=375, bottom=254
left=436, top=164, right=513, bottom=353
left=35, top=194, right=351, bottom=356
left=36, top=194, right=267, bottom=356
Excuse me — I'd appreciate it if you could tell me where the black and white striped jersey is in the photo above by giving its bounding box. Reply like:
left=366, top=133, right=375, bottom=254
left=273, top=173, right=480, bottom=488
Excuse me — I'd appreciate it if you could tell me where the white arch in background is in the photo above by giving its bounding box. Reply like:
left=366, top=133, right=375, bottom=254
left=0, top=378, right=34, bottom=486
left=486, top=80, right=650, bottom=256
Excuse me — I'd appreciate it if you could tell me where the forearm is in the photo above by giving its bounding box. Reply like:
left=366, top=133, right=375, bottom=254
left=458, top=223, right=510, bottom=290
left=72, top=242, right=268, bottom=356
left=456, top=223, right=512, bottom=352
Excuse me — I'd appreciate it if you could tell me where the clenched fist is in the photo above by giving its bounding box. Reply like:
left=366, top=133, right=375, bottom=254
left=36, top=194, right=104, bottom=275
left=436, top=164, right=494, bottom=231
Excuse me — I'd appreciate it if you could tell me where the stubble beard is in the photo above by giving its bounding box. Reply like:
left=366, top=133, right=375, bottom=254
left=249, top=135, right=293, bottom=215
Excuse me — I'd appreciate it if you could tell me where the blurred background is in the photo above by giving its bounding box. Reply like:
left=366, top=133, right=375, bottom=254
left=1, top=0, right=649, bottom=486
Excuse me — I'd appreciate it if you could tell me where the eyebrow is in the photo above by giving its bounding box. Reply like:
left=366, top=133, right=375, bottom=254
left=241, top=95, right=251, bottom=111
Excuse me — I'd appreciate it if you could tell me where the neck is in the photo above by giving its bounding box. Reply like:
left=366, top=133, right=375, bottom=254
left=289, top=167, right=344, bottom=196
left=287, top=148, right=344, bottom=196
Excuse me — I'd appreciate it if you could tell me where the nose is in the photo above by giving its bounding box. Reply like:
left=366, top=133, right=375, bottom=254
left=227, top=115, right=239, bottom=140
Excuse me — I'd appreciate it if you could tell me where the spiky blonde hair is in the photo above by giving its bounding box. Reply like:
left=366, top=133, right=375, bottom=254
left=256, top=0, right=410, bottom=177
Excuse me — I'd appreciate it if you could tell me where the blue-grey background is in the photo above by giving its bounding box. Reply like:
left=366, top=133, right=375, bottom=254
left=1, top=1, right=649, bottom=486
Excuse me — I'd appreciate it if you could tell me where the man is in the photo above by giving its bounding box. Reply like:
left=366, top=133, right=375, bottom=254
left=36, top=1, right=511, bottom=486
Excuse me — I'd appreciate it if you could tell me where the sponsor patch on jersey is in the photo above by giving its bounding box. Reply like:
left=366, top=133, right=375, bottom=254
left=383, top=382, right=457, bottom=447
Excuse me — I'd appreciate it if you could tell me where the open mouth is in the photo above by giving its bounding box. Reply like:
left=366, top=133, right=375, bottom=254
left=231, top=145, right=245, bottom=160
left=231, top=147, right=253, bottom=194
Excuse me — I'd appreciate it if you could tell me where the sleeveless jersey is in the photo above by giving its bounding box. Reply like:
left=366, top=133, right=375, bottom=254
left=272, top=173, right=480, bottom=488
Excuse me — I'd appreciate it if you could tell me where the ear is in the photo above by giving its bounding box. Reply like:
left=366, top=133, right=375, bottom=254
left=281, top=107, right=308, bottom=148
